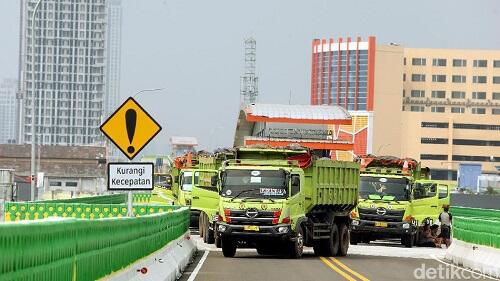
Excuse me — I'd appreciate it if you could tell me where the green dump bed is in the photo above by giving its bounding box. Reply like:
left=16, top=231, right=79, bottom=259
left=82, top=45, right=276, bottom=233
left=304, top=159, right=359, bottom=213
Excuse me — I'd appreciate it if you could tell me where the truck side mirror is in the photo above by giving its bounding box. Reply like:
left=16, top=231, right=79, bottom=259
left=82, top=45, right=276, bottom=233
left=211, top=175, right=218, bottom=187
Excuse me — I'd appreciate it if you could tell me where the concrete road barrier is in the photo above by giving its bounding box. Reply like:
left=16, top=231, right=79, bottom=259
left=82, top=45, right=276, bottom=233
left=103, top=232, right=196, bottom=281
left=445, top=237, right=500, bottom=278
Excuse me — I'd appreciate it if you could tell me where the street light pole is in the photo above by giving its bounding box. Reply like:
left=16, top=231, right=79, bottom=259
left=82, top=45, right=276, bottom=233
left=30, top=0, right=43, bottom=202
left=126, top=88, right=164, bottom=216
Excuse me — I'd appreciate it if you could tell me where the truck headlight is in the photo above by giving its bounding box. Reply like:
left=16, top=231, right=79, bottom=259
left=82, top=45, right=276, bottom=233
left=278, top=226, right=289, bottom=233
left=352, top=220, right=360, bottom=226
left=218, top=225, right=227, bottom=232
left=402, top=223, right=410, bottom=229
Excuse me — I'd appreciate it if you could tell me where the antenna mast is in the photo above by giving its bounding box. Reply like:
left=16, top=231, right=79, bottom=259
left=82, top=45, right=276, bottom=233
left=240, top=37, right=258, bottom=106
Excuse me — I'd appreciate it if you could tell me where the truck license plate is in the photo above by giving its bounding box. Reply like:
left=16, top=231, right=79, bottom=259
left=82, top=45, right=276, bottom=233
left=243, top=225, right=259, bottom=231
left=375, top=221, right=388, bottom=227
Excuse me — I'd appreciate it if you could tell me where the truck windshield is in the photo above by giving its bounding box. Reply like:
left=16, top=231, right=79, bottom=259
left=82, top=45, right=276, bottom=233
left=221, top=170, right=287, bottom=199
left=181, top=172, right=198, bottom=192
left=360, top=176, right=409, bottom=201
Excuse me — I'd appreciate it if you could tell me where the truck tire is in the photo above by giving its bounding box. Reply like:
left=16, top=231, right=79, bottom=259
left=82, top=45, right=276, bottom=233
left=288, top=226, right=304, bottom=259
left=222, top=238, right=237, bottom=257
left=337, top=223, right=349, bottom=256
left=403, top=234, right=414, bottom=248
left=314, top=223, right=339, bottom=257
left=215, top=236, right=222, bottom=248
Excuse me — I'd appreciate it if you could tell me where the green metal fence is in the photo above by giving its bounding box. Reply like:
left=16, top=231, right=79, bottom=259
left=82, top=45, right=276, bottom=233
left=4, top=202, right=178, bottom=221
left=40, top=194, right=127, bottom=204
left=451, top=206, right=500, bottom=220
left=0, top=206, right=190, bottom=281
left=39, top=193, right=153, bottom=205
left=451, top=206, right=500, bottom=249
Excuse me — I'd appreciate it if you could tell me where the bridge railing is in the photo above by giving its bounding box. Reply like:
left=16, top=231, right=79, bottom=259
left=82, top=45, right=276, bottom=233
left=0, top=206, right=189, bottom=281
left=37, top=193, right=154, bottom=205
left=3, top=202, right=176, bottom=221
left=451, top=206, right=500, bottom=249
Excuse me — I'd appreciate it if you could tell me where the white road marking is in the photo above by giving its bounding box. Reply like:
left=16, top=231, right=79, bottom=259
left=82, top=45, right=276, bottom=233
left=187, top=250, right=209, bottom=281
left=430, top=254, right=500, bottom=280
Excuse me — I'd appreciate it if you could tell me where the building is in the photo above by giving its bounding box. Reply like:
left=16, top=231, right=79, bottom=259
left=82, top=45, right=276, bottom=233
left=104, top=0, right=122, bottom=118
left=170, top=136, right=198, bottom=157
left=310, top=37, right=403, bottom=160
left=18, top=0, right=121, bottom=146
left=401, top=47, right=500, bottom=178
left=0, top=79, right=18, bottom=144
left=0, top=144, right=106, bottom=200
left=233, top=103, right=354, bottom=154
left=310, top=37, right=500, bottom=178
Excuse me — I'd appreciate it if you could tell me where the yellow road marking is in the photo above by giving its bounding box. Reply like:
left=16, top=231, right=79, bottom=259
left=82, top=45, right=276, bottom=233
left=330, top=257, right=370, bottom=281
left=319, top=256, right=357, bottom=281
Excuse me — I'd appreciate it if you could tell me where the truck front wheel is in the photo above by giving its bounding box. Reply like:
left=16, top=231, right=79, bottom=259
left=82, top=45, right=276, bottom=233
left=337, top=223, right=349, bottom=256
left=288, top=226, right=304, bottom=259
left=222, top=238, right=237, bottom=257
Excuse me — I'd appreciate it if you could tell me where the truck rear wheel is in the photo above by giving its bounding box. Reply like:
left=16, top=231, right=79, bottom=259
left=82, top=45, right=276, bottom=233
left=222, top=238, right=237, bottom=257
left=288, top=226, right=304, bottom=259
left=337, top=223, right=349, bottom=256
left=313, top=223, right=339, bottom=257
left=215, top=236, right=222, bottom=248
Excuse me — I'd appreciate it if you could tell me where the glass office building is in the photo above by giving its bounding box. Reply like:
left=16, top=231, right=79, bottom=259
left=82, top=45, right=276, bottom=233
left=311, top=37, right=376, bottom=111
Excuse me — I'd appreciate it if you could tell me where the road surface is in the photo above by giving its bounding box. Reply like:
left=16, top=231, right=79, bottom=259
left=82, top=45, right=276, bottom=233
left=180, top=235, right=494, bottom=281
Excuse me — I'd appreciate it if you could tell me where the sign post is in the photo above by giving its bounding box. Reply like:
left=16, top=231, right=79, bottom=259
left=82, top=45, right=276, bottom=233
left=100, top=97, right=162, bottom=216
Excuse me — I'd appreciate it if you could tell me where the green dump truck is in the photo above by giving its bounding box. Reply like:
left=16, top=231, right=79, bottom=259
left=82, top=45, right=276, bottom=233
left=171, top=151, right=234, bottom=229
left=350, top=156, right=451, bottom=247
left=192, top=147, right=360, bottom=258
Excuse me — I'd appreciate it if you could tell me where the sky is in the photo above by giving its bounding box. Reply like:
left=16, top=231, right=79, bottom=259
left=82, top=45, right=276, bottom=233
left=1, top=0, right=499, bottom=155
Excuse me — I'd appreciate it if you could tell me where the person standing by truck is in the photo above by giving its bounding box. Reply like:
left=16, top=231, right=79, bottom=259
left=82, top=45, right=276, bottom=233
left=439, top=204, right=452, bottom=247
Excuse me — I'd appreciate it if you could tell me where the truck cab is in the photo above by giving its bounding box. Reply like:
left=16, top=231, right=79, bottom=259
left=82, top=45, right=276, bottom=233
left=350, top=157, right=451, bottom=247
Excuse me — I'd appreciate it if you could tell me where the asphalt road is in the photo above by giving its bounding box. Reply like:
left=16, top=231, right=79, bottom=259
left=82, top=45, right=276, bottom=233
left=180, top=240, right=494, bottom=281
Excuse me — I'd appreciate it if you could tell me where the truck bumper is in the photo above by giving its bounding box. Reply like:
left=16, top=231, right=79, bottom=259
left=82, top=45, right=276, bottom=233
left=350, top=219, right=416, bottom=238
left=216, top=222, right=293, bottom=242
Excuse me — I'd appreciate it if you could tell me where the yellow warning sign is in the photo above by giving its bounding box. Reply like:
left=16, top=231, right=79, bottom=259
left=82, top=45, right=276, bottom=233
left=100, top=97, right=161, bottom=160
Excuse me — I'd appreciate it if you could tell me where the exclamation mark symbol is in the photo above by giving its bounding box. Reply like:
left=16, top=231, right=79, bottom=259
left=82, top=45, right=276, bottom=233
left=125, top=109, right=137, bottom=154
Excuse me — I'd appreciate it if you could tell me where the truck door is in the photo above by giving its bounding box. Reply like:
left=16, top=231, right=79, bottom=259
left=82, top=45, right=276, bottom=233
left=437, top=184, right=450, bottom=214
left=191, top=169, right=220, bottom=219
left=411, top=182, right=438, bottom=225
left=288, top=174, right=305, bottom=225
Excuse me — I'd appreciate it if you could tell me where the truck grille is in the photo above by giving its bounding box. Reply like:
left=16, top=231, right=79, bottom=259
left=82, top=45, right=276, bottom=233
left=358, top=208, right=405, bottom=222
left=227, top=209, right=278, bottom=226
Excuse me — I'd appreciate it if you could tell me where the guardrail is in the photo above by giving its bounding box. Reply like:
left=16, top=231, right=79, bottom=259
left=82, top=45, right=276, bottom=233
left=451, top=206, right=500, bottom=249
left=0, top=206, right=190, bottom=281
left=38, top=193, right=153, bottom=205
left=3, top=202, right=176, bottom=221
left=451, top=206, right=500, bottom=219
